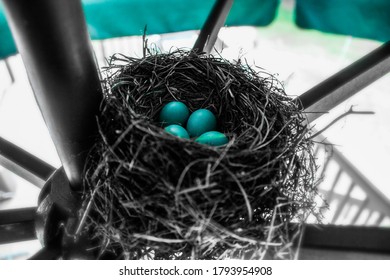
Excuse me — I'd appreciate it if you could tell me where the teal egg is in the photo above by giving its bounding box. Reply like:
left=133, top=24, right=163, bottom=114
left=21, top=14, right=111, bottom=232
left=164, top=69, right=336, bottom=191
left=186, top=109, right=217, bottom=137
left=159, top=101, right=189, bottom=126
left=164, top=125, right=190, bottom=139
left=195, top=131, right=228, bottom=146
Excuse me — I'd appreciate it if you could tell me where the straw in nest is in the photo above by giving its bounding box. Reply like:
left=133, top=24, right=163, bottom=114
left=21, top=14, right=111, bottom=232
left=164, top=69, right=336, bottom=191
left=79, top=49, right=321, bottom=260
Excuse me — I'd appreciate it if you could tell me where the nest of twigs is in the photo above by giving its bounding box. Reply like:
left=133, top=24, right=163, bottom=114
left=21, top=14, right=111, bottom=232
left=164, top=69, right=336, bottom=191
left=79, top=49, right=321, bottom=260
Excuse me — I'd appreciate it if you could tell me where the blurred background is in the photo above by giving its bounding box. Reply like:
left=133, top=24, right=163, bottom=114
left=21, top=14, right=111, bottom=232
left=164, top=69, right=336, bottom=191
left=0, top=0, right=389, bottom=259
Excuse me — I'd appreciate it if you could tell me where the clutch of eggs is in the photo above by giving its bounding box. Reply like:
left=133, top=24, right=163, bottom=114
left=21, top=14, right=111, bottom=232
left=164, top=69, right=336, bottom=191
left=160, top=101, right=227, bottom=146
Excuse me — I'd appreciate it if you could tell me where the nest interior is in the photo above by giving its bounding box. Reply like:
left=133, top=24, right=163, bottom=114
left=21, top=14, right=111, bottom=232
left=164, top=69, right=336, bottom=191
left=80, top=49, right=320, bottom=260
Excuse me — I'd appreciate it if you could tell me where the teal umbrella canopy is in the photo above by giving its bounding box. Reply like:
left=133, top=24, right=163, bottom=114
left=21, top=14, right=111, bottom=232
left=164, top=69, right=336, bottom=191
left=82, top=0, right=279, bottom=39
left=295, top=0, right=390, bottom=42
left=0, top=0, right=279, bottom=59
left=0, top=4, right=16, bottom=59
left=1, top=0, right=388, bottom=60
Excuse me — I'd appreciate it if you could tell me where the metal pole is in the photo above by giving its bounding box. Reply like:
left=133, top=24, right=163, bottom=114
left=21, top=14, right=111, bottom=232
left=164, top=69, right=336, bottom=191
left=0, top=207, right=36, bottom=245
left=2, top=0, right=103, bottom=190
left=0, top=137, right=55, bottom=188
left=193, top=0, right=234, bottom=54
left=300, top=224, right=390, bottom=254
left=297, top=41, right=390, bottom=122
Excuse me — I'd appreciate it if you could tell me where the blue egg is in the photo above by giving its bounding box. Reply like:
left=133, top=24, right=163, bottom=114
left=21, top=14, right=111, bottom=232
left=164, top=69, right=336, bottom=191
left=195, top=131, right=228, bottom=146
left=186, top=109, right=217, bottom=137
left=164, top=125, right=190, bottom=139
left=159, top=101, right=189, bottom=127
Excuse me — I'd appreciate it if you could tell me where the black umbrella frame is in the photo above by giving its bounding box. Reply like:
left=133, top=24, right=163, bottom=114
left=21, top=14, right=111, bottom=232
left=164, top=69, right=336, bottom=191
left=0, top=0, right=389, bottom=259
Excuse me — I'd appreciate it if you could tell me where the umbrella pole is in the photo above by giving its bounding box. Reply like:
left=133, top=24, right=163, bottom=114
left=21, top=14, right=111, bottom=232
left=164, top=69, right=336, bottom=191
left=193, top=0, right=234, bottom=54
left=2, top=0, right=103, bottom=190
left=297, top=41, right=390, bottom=122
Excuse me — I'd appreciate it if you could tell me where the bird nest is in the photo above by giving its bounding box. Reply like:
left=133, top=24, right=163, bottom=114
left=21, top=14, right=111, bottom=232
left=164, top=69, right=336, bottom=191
left=79, top=49, right=321, bottom=260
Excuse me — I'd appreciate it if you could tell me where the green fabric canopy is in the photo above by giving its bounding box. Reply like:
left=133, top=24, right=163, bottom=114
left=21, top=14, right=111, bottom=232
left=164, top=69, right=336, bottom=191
left=0, top=0, right=279, bottom=59
left=1, top=0, right=389, bottom=60
left=82, top=0, right=278, bottom=39
left=0, top=4, right=15, bottom=59
left=295, top=0, right=390, bottom=42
